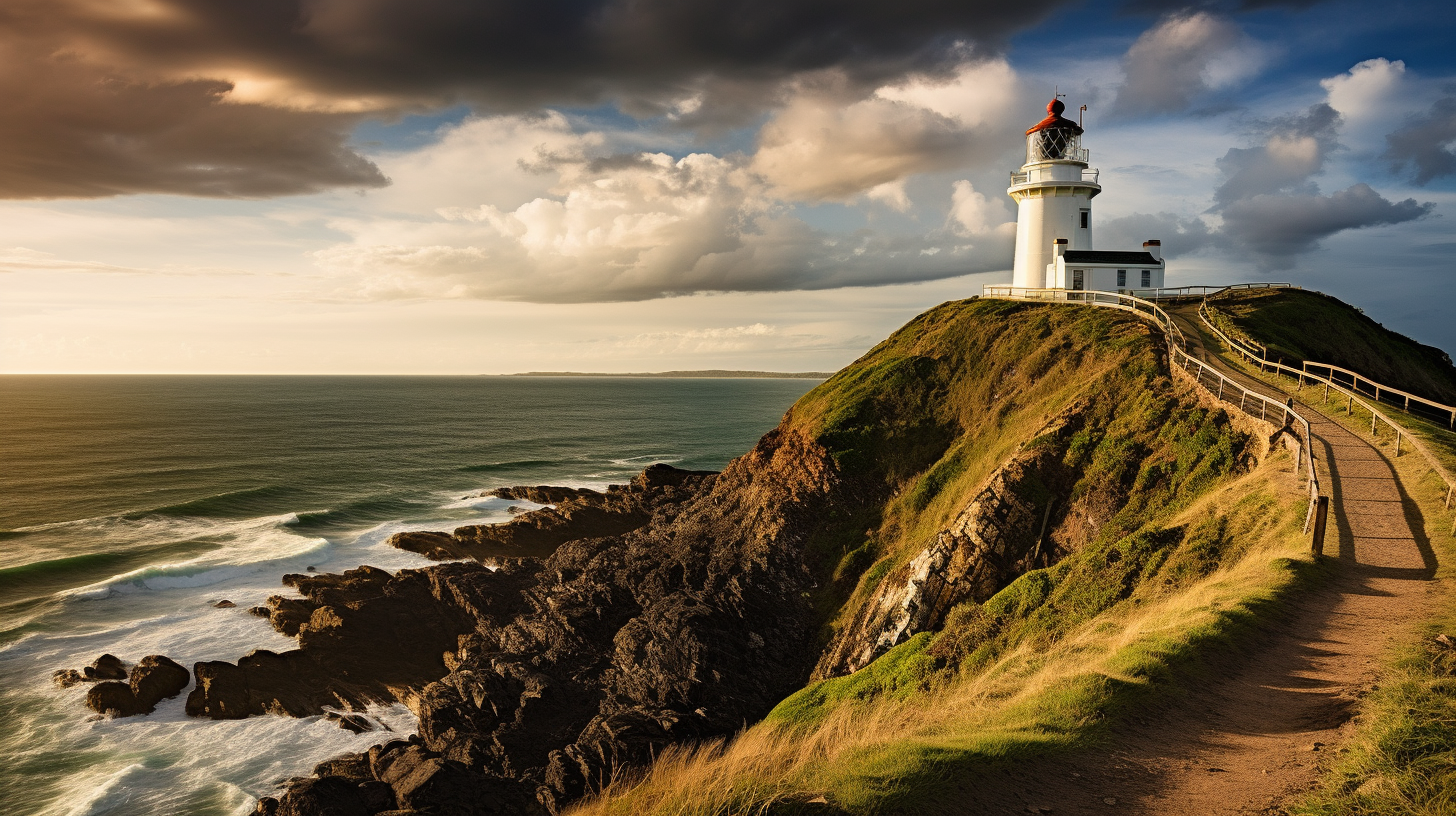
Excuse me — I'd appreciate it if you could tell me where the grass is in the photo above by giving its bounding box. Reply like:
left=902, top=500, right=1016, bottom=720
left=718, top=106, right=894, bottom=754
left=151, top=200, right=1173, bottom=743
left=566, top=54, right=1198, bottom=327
left=784, top=298, right=1257, bottom=659
left=566, top=450, right=1319, bottom=816
left=1203, top=289, right=1456, bottom=405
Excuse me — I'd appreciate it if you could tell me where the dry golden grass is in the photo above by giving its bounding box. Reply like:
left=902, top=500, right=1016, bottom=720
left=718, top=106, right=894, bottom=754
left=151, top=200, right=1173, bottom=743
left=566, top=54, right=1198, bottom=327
left=569, top=454, right=1314, bottom=816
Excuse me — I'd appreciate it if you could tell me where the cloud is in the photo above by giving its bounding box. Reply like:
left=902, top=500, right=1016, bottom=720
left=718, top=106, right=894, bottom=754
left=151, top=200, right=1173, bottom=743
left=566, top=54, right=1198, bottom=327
left=1096, top=212, right=1214, bottom=258
left=1218, top=183, right=1433, bottom=268
left=948, top=180, right=1014, bottom=236
left=0, top=0, right=1075, bottom=199
left=1200, top=98, right=1433, bottom=268
left=750, top=60, right=1023, bottom=202
left=0, top=36, right=386, bottom=199
left=1385, top=95, right=1456, bottom=185
left=1109, top=12, right=1262, bottom=118
left=314, top=115, right=1015, bottom=302
left=1212, top=103, right=1340, bottom=205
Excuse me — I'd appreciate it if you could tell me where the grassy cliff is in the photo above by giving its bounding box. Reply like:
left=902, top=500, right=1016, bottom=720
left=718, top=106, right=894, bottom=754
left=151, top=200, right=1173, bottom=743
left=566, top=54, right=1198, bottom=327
left=566, top=297, right=1317, bottom=815
left=1204, top=289, right=1456, bottom=404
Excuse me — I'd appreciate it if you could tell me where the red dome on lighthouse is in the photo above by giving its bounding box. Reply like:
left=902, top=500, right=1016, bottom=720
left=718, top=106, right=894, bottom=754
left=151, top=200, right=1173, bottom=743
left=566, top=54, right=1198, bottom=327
left=1026, top=97, right=1083, bottom=136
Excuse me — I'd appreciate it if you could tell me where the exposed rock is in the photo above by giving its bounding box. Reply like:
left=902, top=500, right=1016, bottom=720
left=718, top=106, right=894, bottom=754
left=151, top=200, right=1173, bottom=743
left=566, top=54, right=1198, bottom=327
left=488, top=486, right=596, bottom=504
left=87, top=681, right=141, bottom=716
left=213, top=600, right=237, bottom=608
left=326, top=711, right=379, bottom=734
left=232, top=444, right=841, bottom=815
left=814, top=426, right=1072, bottom=678
left=53, top=669, right=86, bottom=688
left=84, top=654, right=190, bottom=716
left=187, top=562, right=539, bottom=719
left=84, top=654, right=128, bottom=681
left=131, top=655, right=190, bottom=711
left=388, top=464, right=717, bottom=562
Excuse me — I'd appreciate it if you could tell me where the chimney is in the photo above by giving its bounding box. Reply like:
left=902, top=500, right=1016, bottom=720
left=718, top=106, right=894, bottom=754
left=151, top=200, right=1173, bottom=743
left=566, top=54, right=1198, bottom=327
left=1143, top=239, right=1162, bottom=262
left=1054, top=237, right=1068, bottom=259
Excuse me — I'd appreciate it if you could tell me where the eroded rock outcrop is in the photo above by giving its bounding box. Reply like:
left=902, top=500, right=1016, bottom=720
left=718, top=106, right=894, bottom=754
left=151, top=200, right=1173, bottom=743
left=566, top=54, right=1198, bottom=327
left=84, top=655, right=190, bottom=716
left=814, top=436, right=1067, bottom=679
left=388, top=464, right=716, bottom=561
left=241, top=441, right=851, bottom=814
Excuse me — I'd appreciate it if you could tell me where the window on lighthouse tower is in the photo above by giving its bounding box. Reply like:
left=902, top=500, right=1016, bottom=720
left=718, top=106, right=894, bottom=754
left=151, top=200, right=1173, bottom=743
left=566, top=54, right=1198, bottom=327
left=1080, top=210, right=1090, bottom=230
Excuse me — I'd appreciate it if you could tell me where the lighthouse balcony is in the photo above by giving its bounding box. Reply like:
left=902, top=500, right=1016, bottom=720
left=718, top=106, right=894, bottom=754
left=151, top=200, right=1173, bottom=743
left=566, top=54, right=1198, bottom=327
left=1011, top=167, right=1099, bottom=186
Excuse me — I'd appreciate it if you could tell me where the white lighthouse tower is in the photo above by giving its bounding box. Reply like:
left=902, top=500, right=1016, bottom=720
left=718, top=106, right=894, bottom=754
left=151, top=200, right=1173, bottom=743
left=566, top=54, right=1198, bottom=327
left=1008, top=98, right=1099, bottom=288
left=1007, top=97, right=1165, bottom=292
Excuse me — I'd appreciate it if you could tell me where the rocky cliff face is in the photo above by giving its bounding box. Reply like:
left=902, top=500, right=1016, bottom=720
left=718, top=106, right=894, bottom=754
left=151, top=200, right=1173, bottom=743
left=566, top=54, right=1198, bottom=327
left=234, top=433, right=870, bottom=815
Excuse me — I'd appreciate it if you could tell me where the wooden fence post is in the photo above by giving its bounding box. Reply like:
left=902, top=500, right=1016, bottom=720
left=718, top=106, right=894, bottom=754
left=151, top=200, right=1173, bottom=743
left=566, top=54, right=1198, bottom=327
left=1312, top=495, right=1329, bottom=556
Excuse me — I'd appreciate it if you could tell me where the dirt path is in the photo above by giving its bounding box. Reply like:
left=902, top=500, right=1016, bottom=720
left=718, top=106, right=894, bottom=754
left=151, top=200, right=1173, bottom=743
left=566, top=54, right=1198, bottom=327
left=963, top=305, right=1443, bottom=815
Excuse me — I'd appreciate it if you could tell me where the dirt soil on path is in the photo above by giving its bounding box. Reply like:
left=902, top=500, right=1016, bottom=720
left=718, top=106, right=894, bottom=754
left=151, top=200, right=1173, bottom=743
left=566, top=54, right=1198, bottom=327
left=950, top=305, right=1444, bottom=815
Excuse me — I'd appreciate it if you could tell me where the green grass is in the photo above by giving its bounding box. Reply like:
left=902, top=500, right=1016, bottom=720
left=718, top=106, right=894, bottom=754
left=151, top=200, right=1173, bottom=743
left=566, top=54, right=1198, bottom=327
left=1204, top=289, right=1456, bottom=404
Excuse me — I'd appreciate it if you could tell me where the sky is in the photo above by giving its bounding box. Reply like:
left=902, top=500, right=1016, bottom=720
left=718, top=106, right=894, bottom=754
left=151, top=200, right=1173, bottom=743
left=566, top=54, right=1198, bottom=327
left=1, top=0, right=1454, bottom=374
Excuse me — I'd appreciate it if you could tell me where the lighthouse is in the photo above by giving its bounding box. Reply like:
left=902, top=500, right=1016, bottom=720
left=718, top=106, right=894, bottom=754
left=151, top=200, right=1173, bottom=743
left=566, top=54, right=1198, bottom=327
left=1007, top=97, right=1164, bottom=292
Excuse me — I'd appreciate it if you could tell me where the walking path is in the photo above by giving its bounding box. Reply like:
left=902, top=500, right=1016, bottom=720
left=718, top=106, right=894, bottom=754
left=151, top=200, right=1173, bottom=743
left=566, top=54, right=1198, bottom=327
left=969, top=303, right=1443, bottom=815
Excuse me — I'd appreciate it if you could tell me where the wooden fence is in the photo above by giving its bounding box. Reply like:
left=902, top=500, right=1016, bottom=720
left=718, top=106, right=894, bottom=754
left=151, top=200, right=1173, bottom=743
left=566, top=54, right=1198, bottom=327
left=982, top=286, right=1325, bottom=544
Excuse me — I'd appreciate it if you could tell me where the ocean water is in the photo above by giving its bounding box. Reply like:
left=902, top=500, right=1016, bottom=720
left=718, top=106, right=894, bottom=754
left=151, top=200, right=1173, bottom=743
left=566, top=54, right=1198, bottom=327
left=0, top=375, right=818, bottom=816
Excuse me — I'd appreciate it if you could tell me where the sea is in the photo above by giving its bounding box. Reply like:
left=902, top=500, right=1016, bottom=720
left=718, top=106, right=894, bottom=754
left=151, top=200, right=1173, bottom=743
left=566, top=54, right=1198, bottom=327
left=0, top=375, right=819, bottom=816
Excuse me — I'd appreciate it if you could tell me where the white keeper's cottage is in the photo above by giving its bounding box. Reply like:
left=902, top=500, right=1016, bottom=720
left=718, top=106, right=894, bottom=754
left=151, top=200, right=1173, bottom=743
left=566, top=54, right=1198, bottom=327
left=1008, top=97, right=1165, bottom=292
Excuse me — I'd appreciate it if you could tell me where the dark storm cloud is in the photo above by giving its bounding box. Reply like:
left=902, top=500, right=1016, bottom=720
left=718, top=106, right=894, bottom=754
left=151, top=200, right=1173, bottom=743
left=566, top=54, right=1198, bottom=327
left=1384, top=95, right=1456, bottom=185
left=1218, top=184, right=1433, bottom=268
left=1205, top=103, right=1433, bottom=268
left=0, top=0, right=1072, bottom=199
left=0, top=39, right=387, bottom=199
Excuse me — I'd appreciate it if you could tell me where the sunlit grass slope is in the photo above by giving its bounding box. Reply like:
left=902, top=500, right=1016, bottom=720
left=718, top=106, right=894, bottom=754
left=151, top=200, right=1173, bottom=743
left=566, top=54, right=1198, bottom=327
left=778, top=298, right=1255, bottom=639
left=566, top=297, right=1317, bottom=815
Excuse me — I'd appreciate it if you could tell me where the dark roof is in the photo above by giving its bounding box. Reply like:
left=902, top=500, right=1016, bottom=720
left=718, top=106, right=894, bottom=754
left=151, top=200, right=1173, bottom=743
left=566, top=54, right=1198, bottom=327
left=1063, top=250, right=1160, bottom=265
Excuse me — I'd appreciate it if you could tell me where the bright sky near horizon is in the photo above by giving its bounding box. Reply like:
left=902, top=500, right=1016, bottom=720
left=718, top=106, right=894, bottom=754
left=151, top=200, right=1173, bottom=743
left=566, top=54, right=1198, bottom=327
left=1, top=0, right=1453, bottom=374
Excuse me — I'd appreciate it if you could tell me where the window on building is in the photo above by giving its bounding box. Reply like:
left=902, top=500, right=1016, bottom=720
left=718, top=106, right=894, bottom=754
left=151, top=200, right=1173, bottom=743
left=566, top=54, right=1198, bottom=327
left=1141, top=269, right=1152, bottom=288
left=1072, top=269, right=1084, bottom=290
left=1117, top=269, right=1127, bottom=288
left=1080, top=210, right=1090, bottom=229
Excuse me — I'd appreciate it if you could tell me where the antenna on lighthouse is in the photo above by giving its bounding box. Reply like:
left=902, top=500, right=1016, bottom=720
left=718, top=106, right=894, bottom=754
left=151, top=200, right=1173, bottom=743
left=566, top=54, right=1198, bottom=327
left=1079, top=104, right=1088, bottom=128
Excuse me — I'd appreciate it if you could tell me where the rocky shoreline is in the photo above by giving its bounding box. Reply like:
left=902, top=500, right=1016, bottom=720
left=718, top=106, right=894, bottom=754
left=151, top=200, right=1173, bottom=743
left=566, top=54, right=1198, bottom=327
left=69, top=438, right=859, bottom=815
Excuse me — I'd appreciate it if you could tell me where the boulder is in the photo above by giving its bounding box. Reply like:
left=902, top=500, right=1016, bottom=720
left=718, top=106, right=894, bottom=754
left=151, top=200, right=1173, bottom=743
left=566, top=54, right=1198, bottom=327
left=130, top=655, right=190, bottom=712
left=271, top=776, right=371, bottom=816
left=213, top=600, right=237, bottom=608
left=53, top=669, right=86, bottom=688
left=86, top=681, right=140, bottom=717
left=84, top=654, right=128, bottom=681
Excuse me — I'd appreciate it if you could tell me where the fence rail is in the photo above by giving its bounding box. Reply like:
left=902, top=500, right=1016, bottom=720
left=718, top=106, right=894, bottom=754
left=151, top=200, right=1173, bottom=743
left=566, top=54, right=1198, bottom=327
left=1201, top=300, right=1456, bottom=430
left=982, top=286, right=1323, bottom=540
left=1197, top=304, right=1456, bottom=533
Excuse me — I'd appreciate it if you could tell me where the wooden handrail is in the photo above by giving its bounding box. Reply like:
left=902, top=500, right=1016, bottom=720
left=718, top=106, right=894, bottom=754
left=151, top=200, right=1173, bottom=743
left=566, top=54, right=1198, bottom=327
left=1199, top=300, right=1456, bottom=429
left=1197, top=303, right=1456, bottom=534
left=981, top=286, right=1323, bottom=539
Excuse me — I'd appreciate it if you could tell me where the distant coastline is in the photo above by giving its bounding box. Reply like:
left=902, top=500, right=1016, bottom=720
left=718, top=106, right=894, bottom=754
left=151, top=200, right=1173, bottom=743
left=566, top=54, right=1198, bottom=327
left=500, top=370, right=833, bottom=379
